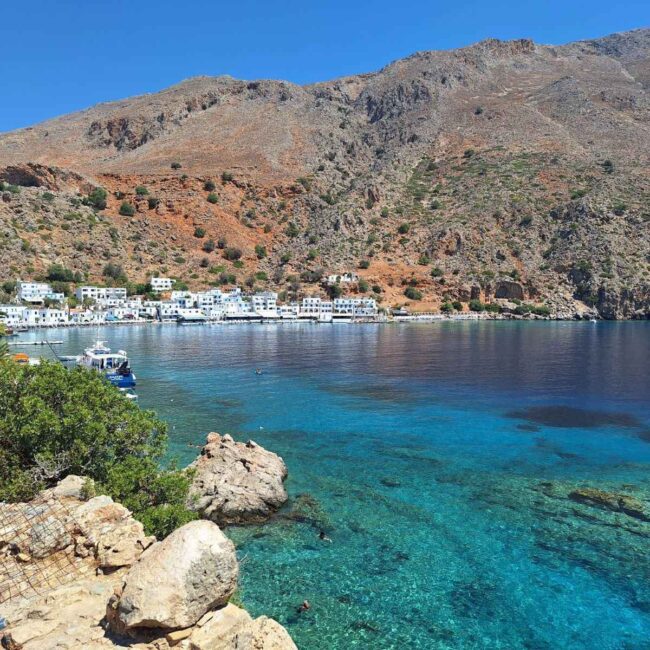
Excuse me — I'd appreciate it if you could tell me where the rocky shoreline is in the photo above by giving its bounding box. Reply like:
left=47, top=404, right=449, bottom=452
left=0, top=434, right=295, bottom=650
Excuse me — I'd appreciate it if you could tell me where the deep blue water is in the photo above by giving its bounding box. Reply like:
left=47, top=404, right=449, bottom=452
left=20, top=322, right=650, bottom=649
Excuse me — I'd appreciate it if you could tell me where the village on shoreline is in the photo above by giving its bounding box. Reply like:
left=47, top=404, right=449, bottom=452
left=0, top=275, right=573, bottom=331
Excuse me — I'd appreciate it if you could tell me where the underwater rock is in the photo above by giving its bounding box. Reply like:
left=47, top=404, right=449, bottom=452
left=568, top=488, right=649, bottom=521
left=189, top=433, right=288, bottom=525
left=380, top=477, right=402, bottom=488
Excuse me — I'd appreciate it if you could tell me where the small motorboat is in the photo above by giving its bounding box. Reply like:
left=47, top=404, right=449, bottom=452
left=78, top=341, right=137, bottom=389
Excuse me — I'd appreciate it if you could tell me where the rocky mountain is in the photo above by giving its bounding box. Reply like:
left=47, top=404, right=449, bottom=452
left=1, top=28, right=649, bottom=317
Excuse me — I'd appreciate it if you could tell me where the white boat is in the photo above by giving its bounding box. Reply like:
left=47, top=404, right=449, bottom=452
left=78, top=341, right=136, bottom=388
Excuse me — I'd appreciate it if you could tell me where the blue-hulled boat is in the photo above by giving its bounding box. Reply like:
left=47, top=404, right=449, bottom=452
left=78, top=340, right=136, bottom=388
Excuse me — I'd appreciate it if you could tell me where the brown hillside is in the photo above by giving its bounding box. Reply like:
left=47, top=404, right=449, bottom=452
left=1, top=29, right=649, bottom=317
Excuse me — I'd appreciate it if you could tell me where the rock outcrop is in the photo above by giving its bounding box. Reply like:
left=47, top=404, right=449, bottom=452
left=111, top=520, right=238, bottom=631
left=1, top=478, right=296, bottom=650
left=188, top=433, right=288, bottom=525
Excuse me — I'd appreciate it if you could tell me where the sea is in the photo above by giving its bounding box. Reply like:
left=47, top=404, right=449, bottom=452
left=19, top=321, right=650, bottom=649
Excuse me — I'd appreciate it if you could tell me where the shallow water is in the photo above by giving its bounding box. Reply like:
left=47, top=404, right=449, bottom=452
left=21, top=321, right=650, bottom=649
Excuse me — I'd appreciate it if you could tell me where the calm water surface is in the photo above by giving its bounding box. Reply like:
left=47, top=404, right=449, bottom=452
left=22, top=322, right=650, bottom=649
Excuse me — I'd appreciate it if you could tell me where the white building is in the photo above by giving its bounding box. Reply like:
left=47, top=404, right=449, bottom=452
left=326, top=272, right=359, bottom=285
left=333, top=297, right=377, bottom=317
left=17, top=282, right=64, bottom=304
left=0, top=305, right=27, bottom=327
left=75, top=286, right=127, bottom=304
left=251, top=292, right=278, bottom=317
left=150, top=277, right=174, bottom=292
left=300, top=296, right=333, bottom=318
left=23, top=308, right=69, bottom=327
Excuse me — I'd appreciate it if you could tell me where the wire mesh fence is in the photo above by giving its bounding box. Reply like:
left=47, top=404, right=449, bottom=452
left=0, top=494, right=84, bottom=604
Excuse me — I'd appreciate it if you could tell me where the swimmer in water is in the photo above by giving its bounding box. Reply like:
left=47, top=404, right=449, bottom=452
left=319, top=530, right=332, bottom=543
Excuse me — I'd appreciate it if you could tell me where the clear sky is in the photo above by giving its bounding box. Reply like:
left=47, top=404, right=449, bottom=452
left=0, top=0, right=648, bottom=132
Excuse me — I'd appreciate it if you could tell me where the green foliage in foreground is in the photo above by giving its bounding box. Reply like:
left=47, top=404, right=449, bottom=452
left=0, top=361, right=196, bottom=538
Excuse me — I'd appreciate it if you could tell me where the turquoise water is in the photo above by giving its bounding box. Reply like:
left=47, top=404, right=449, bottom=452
left=21, top=322, right=650, bottom=649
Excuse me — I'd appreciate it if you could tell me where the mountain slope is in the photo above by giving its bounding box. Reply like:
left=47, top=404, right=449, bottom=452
left=1, top=28, right=649, bottom=317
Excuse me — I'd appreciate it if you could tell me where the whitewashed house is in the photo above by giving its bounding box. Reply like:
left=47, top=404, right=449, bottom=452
left=150, top=277, right=174, bottom=292
left=17, top=282, right=64, bottom=304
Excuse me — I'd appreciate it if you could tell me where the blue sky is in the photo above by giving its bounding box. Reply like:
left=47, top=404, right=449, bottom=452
left=0, top=0, right=647, bottom=132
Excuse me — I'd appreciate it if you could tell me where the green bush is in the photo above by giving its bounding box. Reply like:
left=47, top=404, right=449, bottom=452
left=85, top=187, right=108, bottom=210
left=207, top=193, right=219, bottom=204
left=358, top=279, right=369, bottom=293
left=398, top=223, right=410, bottom=234
left=148, top=197, right=160, bottom=210
left=418, top=254, right=431, bottom=266
left=194, top=227, right=206, bottom=238
left=119, top=202, right=135, bottom=217
left=285, top=222, right=300, bottom=238
left=223, top=247, right=242, bottom=261
left=171, top=162, right=182, bottom=170
left=440, top=302, right=453, bottom=313
left=404, top=287, right=422, bottom=300
left=204, top=180, right=216, bottom=191
left=430, top=267, right=443, bottom=278
left=255, top=244, right=267, bottom=259
left=135, top=186, right=148, bottom=196
left=469, top=299, right=486, bottom=312
left=221, top=171, right=234, bottom=183
left=0, top=361, right=195, bottom=538
left=203, top=239, right=216, bottom=253
left=358, top=259, right=370, bottom=269
left=46, top=264, right=75, bottom=283
left=103, top=263, right=126, bottom=281
left=452, top=300, right=463, bottom=311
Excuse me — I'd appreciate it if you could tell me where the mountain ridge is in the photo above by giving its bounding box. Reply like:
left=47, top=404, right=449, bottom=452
left=0, top=28, right=649, bottom=318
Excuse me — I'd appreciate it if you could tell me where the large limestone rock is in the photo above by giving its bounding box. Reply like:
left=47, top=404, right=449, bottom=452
left=188, top=605, right=297, bottom=650
left=74, top=495, right=155, bottom=568
left=113, top=520, right=238, bottom=630
left=189, top=433, right=288, bottom=525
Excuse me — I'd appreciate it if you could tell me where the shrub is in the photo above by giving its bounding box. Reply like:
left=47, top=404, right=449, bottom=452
left=441, top=302, right=453, bottom=312
left=297, top=177, right=311, bottom=191
left=42, top=191, right=55, bottom=202
left=418, top=254, right=431, bottom=266
left=119, top=202, right=135, bottom=217
left=103, top=263, right=125, bottom=281
left=217, top=237, right=227, bottom=249
left=484, top=302, right=501, bottom=313
left=223, top=247, right=242, bottom=261
left=612, top=201, right=627, bottom=216
left=204, top=180, right=216, bottom=191
left=474, top=106, right=483, bottom=115
left=601, top=159, right=614, bottom=174
left=570, top=188, right=587, bottom=200
left=173, top=255, right=186, bottom=265
left=255, top=244, right=267, bottom=259
left=207, top=193, right=219, bottom=204
left=380, top=207, right=389, bottom=218
left=0, top=361, right=195, bottom=538
left=171, top=162, right=182, bottom=170
left=359, top=259, right=370, bottom=269
left=452, top=300, right=462, bottom=311
left=307, top=249, right=317, bottom=261
left=194, top=227, right=206, bottom=238
left=255, top=271, right=268, bottom=281
left=233, top=260, right=244, bottom=269
left=221, top=171, right=234, bottom=182
left=398, top=223, right=410, bottom=234
left=286, top=222, right=300, bottom=238
left=469, top=299, right=486, bottom=312
left=280, top=252, right=291, bottom=264
left=404, top=287, right=422, bottom=300
left=148, top=197, right=160, bottom=210
left=85, top=187, right=108, bottom=210
left=135, top=185, right=148, bottom=196
left=46, top=264, right=74, bottom=282
left=430, top=267, right=443, bottom=278
left=203, top=239, right=216, bottom=253
left=463, top=149, right=475, bottom=159
left=358, top=279, right=369, bottom=293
